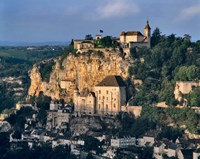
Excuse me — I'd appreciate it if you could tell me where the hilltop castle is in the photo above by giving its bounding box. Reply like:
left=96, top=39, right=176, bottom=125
left=120, top=20, right=151, bottom=48
left=73, top=20, right=151, bottom=51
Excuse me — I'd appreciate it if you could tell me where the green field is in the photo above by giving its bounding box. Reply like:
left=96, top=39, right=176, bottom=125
left=0, top=47, right=29, bottom=59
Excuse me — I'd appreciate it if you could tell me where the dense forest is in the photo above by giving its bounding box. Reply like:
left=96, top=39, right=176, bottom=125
left=129, top=28, right=200, bottom=107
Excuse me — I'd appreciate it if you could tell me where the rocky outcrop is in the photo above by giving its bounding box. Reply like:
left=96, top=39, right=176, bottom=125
left=28, top=50, right=131, bottom=102
left=174, top=81, right=200, bottom=101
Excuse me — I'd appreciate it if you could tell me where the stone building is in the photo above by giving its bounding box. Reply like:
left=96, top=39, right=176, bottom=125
left=73, top=40, right=94, bottom=50
left=94, top=75, right=126, bottom=115
left=74, top=20, right=151, bottom=51
left=73, top=89, right=96, bottom=115
left=120, top=20, right=151, bottom=48
left=73, top=75, right=126, bottom=116
left=46, top=99, right=70, bottom=130
left=111, top=137, right=136, bottom=148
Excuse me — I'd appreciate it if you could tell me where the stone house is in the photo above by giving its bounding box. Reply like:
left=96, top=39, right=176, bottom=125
left=73, top=90, right=96, bottom=115
left=153, top=142, right=166, bottom=159
left=111, top=137, right=136, bottom=148
left=193, top=149, right=200, bottom=159
left=166, top=143, right=180, bottom=158
left=46, top=99, right=70, bottom=130
left=52, top=137, right=84, bottom=148
left=177, top=149, right=194, bottom=159
left=49, top=99, right=62, bottom=110
left=73, top=35, right=102, bottom=50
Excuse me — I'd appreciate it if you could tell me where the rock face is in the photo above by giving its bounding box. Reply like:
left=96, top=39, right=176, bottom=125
left=28, top=50, right=130, bottom=102
left=174, top=81, right=200, bottom=101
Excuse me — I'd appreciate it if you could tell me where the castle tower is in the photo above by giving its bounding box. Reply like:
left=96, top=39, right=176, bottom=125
left=144, top=20, right=151, bottom=47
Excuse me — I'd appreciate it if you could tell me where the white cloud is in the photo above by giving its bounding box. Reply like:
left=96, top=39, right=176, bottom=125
left=179, top=5, right=200, bottom=20
left=86, top=0, right=140, bottom=20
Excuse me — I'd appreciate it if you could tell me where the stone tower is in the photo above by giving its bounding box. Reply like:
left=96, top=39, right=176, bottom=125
left=144, top=20, right=151, bottom=48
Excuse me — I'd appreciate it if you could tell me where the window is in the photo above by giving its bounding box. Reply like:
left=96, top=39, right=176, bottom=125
left=106, top=97, right=108, bottom=100
left=114, top=103, right=116, bottom=108
left=103, top=96, right=105, bottom=99
left=99, top=90, right=101, bottom=94
left=99, top=97, right=101, bottom=100
left=106, top=90, right=109, bottom=94
left=99, top=104, right=101, bottom=109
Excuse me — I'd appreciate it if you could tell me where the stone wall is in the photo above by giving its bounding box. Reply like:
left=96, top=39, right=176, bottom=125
left=121, top=106, right=142, bottom=118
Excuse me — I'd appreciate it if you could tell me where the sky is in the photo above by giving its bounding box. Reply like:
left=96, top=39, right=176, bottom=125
left=0, top=0, right=200, bottom=43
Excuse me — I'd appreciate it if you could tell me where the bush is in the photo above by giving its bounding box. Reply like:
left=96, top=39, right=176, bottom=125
left=39, top=60, right=55, bottom=82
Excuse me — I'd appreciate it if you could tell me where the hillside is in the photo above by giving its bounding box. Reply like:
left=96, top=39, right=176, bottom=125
left=28, top=30, right=200, bottom=106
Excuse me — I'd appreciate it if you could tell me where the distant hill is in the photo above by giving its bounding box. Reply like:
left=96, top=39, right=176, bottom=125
left=0, top=41, right=70, bottom=46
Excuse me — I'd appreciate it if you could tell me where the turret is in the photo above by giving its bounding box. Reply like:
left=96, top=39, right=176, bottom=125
left=144, top=20, right=151, bottom=37
left=144, top=20, right=151, bottom=47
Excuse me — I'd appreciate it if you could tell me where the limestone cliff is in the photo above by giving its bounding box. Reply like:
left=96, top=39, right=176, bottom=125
left=28, top=50, right=131, bottom=102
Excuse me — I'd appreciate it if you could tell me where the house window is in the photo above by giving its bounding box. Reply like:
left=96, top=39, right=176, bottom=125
left=99, top=104, right=101, bottom=109
left=99, top=97, right=101, bottom=100
left=106, top=97, right=108, bottom=100
left=103, top=96, right=105, bottom=99
left=114, top=103, right=116, bottom=108
left=106, top=104, right=108, bottom=110
left=99, top=90, right=101, bottom=94
left=106, top=90, right=109, bottom=94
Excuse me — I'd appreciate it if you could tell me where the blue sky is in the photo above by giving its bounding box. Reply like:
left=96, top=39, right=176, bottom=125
left=0, top=0, right=200, bottom=43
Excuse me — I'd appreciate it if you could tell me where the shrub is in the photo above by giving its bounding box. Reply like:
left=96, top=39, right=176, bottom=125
left=39, top=60, right=55, bottom=82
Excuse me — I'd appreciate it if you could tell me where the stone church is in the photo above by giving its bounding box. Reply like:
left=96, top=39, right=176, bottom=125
left=73, top=75, right=126, bottom=116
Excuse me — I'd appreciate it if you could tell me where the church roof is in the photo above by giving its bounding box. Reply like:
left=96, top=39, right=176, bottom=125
left=96, top=75, right=126, bottom=87
left=120, top=31, right=143, bottom=36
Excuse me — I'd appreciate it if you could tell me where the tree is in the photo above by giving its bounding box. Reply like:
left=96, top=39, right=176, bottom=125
left=97, top=36, right=113, bottom=48
left=151, top=28, right=161, bottom=47
left=85, top=34, right=93, bottom=40
left=84, top=136, right=101, bottom=151
left=189, top=87, right=200, bottom=106
left=187, top=65, right=200, bottom=80
left=36, top=92, right=51, bottom=110
left=175, top=65, right=199, bottom=81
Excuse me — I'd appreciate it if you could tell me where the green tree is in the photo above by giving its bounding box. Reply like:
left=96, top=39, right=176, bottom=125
left=85, top=34, right=93, bottom=40
left=189, top=87, right=200, bottom=106
left=36, top=92, right=51, bottom=110
left=151, top=27, right=162, bottom=47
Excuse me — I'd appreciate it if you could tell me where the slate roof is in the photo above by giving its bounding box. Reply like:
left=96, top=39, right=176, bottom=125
left=120, top=31, right=143, bottom=36
left=168, top=143, right=178, bottom=150
left=180, top=149, right=194, bottom=159
left=96, top=75, right=126, bottom=87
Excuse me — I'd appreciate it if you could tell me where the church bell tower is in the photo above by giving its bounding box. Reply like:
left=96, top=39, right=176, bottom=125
left=144, top=20, right=151, bottom=47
